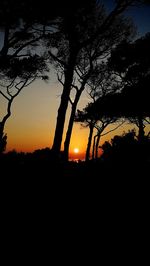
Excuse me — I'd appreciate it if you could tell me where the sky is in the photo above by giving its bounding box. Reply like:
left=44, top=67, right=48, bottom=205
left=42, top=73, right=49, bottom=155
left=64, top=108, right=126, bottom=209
left=104, top=0, right=150, bottom=36
left=0, top=1, right=150, bottom=160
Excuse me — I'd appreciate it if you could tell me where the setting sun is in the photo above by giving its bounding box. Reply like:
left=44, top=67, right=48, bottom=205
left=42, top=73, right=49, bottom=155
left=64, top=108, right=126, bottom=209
left=74, top=148, right=79, bottom=154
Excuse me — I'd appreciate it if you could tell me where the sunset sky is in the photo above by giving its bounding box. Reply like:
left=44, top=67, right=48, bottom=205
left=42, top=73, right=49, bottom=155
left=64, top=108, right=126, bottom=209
left=0, top=1, right=150, bottom=160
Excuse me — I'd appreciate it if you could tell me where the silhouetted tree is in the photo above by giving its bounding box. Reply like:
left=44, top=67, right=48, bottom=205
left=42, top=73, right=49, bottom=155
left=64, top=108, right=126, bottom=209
left=48, top=0, right=140, bottom=158
left=62, top=7, right=134, bottom=161
left=80, top=60, right=126, bottom=161
left=101, top=130, right=150, bottom=164
left=93, top=119, right=124, bottom=159
left=75, top=101, right=123, bottom=161
left=0, top=1, right=56, bottom=152
left=75, top=109, right=96, bottom=161
left=0, top=55, right=49, bottom=152
left=109, top=32, right=150, bottom=141
left=47, top=1, right=100, bottom=157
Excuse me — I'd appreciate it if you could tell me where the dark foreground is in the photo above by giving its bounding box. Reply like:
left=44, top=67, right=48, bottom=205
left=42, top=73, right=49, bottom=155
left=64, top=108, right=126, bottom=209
left=0, top=151, right=149, bottom=178
left=0, top=153, right=149, bottom=223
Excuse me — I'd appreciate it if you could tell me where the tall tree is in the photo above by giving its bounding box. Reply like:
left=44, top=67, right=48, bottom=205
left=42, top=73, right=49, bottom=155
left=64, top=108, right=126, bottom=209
left=48, top=0, right=138, bottom=159
left=108, top=32, right=150, bottom=141
left=75, top=108, right=96, bottom=161
left=76, top=60, right=125, bottom=161
left=63, top=10, right=134, bottom=161
left=0, top=56, right=48, bottom=153
left=0, top=0, right=60, bottom=152
left=75, top=105, right=122, bottom=161
left=48, top=0, right=99, bottom=157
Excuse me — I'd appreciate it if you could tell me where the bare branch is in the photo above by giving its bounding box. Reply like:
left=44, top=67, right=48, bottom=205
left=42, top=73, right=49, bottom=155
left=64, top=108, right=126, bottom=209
left=0, top=78, right=28, bottom=125
left=57, top=73, right=64, bottom=86
left=71, top=83, right=79, bottom=92
left=31, top=26, right=53, bottom=33
left=12, top=36, right=42, bottom=57
left=144, top=118, right=150, bottom=124
left=75, top=65, right=84, bottom=79
left=74, top=67, right=82, bottom=79
left=8, top=23, right=32, bottom=44
left=101, top=121, right=124, bottom=137
left=69, top=96, right=73, bottom=105
left=79, top=0, right=136, bottom=50
left=0, top=90, right=10, bottom=101
left=15, top=80, right=24, bottom=90
left=14, top=77, right=31, bottom=94
left=25, top=76, right=37, bottom=87
left=48, top=50, right=66, bottom=67
left=7, top=78, right=16, bottom=96
left=0, top=81, right=26, bottom=126
left=15, top=54, right=31, bottom=58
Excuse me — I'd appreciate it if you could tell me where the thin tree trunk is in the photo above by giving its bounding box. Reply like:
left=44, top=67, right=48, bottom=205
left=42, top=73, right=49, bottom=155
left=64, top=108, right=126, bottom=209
left=63, top=65, right=92, bottom=161
left=64, top=89, right=82, bottom=161
left=85, top=123, right=94, bottom=162
left=0, top=122, right=7, bottom=153
left=95, top=132, right=101, bottom=159
left=0, top=79, right=28, bottom=153
left=92, top=134, right=97, bottom=160
left=0, top=97, right=12, bottom=152
left=0, top=122, right=7, bottom=154
left=0, top=122, right=4, bottom=147
left=52, top=53, right=77, bottom=157
left=138, top=116, right=145, bottom=143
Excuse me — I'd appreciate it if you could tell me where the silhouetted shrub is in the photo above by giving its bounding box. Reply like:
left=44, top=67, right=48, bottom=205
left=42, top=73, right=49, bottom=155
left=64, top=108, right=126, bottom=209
left=101, top=130, right=150, bottom=164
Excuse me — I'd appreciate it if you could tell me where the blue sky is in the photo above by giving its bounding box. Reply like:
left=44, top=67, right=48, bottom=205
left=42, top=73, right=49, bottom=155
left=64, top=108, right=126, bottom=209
left=103, top=0, right=150, bottom=36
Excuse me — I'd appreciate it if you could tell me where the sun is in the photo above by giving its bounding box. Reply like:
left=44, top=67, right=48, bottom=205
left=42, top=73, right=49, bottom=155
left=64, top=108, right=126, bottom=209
left=74, top=148, right=79, bottom=154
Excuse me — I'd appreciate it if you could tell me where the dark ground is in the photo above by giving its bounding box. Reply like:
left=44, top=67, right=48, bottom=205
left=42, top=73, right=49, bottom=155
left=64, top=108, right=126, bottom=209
left=0, top=152, right=149, bottom=178
left=0, top=154, right=149, bottom=229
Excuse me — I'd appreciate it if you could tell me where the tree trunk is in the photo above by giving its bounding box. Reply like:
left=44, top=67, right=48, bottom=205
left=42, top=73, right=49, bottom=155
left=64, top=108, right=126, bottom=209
left=52, top=52, right=77, bottom=157
left=95, top=132, right=101, bottom=159
left=85, top=123, right=94, bottom=162
left=63, top=89, right=82, bottom=161
left=0, top=123, right=4, bottom=143
left=63, top=65, right=92, bottom=161
left=0, top=98, right=12, bottom=153
left=138, top=116, right=145, bottom=143
left=92, top=134, right=97, bottom=160
left=0, top=122, right=6, bottom=153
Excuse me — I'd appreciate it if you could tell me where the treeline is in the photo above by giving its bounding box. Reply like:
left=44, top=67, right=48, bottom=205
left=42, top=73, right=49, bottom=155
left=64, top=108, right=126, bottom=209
left=0, top=131, right=149, bottom=177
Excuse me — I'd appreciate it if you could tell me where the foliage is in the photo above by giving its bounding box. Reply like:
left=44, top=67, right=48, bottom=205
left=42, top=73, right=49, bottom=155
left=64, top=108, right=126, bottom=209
left=101, top=130, right=150, bottom=163
left=109, top=32, right=150, bottom=118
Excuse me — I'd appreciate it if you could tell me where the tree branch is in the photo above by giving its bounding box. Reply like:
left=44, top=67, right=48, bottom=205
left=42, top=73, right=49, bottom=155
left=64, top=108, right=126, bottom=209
left=48, top=50, right=66, bottom=67
left=25, top=76, right=37, bottom=87
left=15, top=54, right=31, bottom=58
left=79, top=0, right=136, bottom=50
left=7, top=78, right=16, bottom=96
left=0, top=90, right=10, bottom=101
left=12, top=36, right=42, bottom=57
left=69, top=96, right=73, bottom=105
left=57, top=73, right=64, bottom=86
left=75, top=65, right=84, bottom=79
left=101, top=121, right=124, bottom=137
left=14, top=80, right=24, bottom=90
left=144, top=118, right=150, bottom=124
left=71, top=83, right=79, bottom=92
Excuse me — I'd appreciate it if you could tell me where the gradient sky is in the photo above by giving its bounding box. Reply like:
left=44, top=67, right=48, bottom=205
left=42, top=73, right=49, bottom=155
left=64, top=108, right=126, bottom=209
left=0, top=1, right=150, bottom=160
